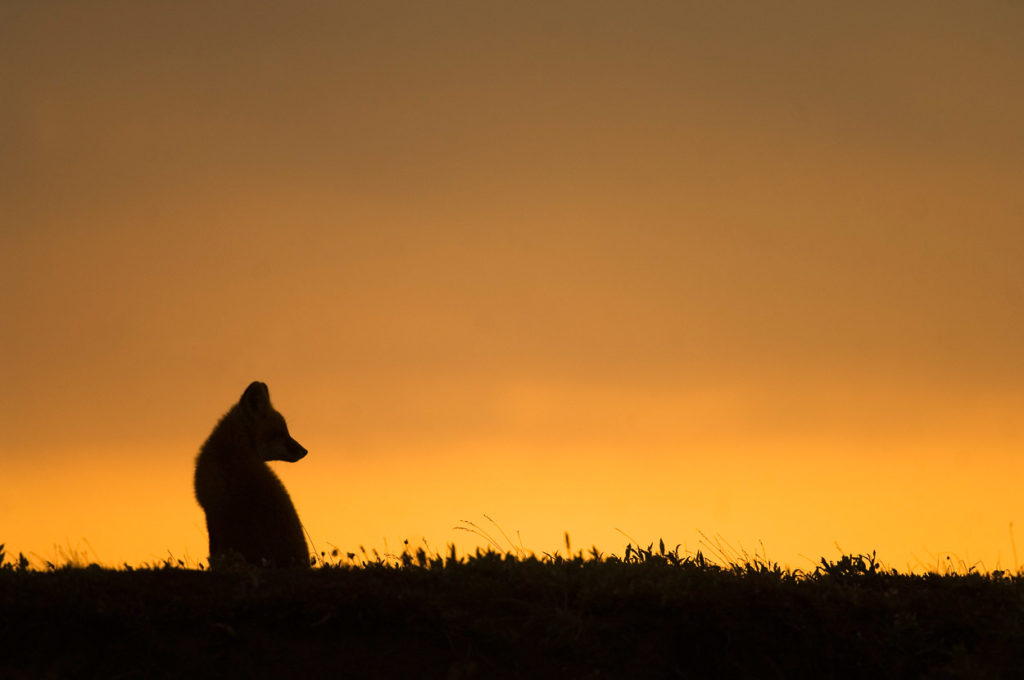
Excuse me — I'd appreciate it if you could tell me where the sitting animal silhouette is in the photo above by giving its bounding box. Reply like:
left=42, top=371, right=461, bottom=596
left=194, top=381, right=310, bottom=567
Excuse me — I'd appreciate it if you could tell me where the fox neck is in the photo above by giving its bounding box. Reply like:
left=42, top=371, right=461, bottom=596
left=203, top=405, right=266, bottom=464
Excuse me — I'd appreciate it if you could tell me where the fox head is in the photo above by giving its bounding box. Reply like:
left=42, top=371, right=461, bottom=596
left=240, top=381, right=308, bottom=463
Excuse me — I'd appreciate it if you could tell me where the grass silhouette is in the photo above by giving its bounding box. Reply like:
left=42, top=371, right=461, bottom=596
left=2, top=536, right=1023, bottom=678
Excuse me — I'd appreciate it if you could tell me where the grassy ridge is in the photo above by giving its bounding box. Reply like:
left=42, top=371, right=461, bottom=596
left=2, top=543, right=1023, bottom=679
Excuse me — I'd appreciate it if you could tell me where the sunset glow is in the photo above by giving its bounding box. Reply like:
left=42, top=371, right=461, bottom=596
left=3, top=2, right=1022, bottom=572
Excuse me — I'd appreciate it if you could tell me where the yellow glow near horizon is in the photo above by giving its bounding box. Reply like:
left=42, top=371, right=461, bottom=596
left=5, top=382, right=1022, bottom=572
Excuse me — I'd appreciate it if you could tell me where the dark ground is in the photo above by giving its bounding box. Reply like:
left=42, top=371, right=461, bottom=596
left=2, top=548, right=1023, bottom=679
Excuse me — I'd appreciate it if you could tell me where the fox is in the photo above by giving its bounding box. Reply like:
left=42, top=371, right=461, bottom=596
left=194, top=381, right=310, bottom=568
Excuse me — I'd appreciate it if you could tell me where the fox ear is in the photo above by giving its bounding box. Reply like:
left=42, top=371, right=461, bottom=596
left=241, top=381, right=271, bottom=415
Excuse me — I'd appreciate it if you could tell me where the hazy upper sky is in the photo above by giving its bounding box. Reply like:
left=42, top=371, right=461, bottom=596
left=3, top=1, right=1023, bottom=570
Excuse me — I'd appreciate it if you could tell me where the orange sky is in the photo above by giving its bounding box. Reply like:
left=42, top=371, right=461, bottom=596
left=3, top=2, right=1023, bottom=572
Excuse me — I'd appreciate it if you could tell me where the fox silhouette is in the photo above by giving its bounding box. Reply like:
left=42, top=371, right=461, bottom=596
left=194, top=381, right=310, bottom=567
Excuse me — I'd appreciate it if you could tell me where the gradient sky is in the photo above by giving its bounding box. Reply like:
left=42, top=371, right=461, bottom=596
left=3, top=1, right=1023, bottom=571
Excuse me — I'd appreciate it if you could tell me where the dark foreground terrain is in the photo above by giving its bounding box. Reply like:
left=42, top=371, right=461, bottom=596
left=2, top=545, right=1023, bottom=679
